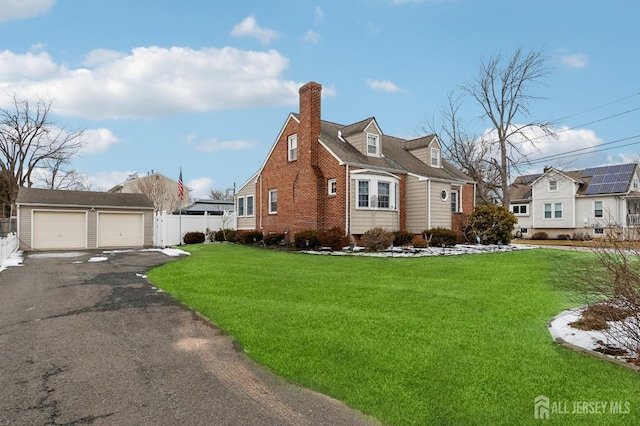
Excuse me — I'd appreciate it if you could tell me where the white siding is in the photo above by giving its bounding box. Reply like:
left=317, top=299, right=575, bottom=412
left=532, top=173, right=576, bottom=229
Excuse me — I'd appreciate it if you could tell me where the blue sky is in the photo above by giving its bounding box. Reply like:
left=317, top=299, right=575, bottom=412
left=0, top=0, right=638, bottom=198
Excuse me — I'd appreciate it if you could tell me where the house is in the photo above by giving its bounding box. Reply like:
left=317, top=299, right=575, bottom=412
left=109, top=172, right=189, bottom=213
left=235, top=81, right=475, bottom=241
left=508, top=163, right=640, bottom=239
left=174, top=199, right=234, bottom=215
left=16, top=187, right=155, bottom=250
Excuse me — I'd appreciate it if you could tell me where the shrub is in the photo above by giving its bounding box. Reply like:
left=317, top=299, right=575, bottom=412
left=294, top=230, right=320, bottom=249
left=239, top=230, right=263, bottom=244
left=393, top=230, right=414, bottom=247
left=213, top=229, right=236, bottom=242
left=264, top=232, right=285, bottom=246
left=530, top=232, right=548, bottom=240
left=411, top=235, right=428, bottom=248
left=361, top=227, right=394, bottom=252
left=557, top=234, right=571, bottom=240
left=183, top=231, right=205, bottom=244
left=319, top=227, right=351, bottom=251
left=572, top=232, right=592, bottom=241
left=424, top=227, right=457, bottom=247
left=465, top=205, right=517, bottom=244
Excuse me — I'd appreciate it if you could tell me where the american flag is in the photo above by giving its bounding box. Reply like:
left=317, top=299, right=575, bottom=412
left=178, top=169, right=184, bottom=201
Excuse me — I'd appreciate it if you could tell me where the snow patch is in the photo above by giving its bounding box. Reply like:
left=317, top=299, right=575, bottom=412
left=88, top=256, right=109, bottom=262
left=0, top=250, right=23, bottom=273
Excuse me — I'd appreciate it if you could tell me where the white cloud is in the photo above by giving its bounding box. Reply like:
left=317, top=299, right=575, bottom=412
left=561, top=53, right=589, bottom=69
left=187, top=177, right=214, bottom=199
left=314, top=6, right=325, bottom=23
left=231, top=16, right=279, bottom=45
left=302, top=30, right=321, bottom=44
left=81, top=128, right=119, bottom=154
left=193, top=138, right=258, bottom=153
left=0, top=50, right=60, bottom=80
left=480, top=125, right=606, bottom=172
left=0, top=46, right=302, bottom=119
left=0, top=0, right=56, bottom=22
left=366, top=79, right=406, bottom=93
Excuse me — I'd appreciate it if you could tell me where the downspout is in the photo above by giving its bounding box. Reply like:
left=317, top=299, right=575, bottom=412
left=427, top=179, right=431, bottom=230
left=345, top=165, right=350, bottom=236
left=259, top=174, right=263, bottom=230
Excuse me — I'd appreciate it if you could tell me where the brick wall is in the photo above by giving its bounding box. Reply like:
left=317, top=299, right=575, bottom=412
left=451, top=182, right=475, bottom=242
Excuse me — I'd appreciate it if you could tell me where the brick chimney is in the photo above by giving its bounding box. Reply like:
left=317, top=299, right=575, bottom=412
left=298, top=82, right=322, bottom=167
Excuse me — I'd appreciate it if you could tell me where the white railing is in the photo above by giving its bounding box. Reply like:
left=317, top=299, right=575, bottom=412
left=153, top=211, right=236, bottom=247
left=628, top=214, right=640, bottom=226
left=0, top=232, right=18, bottom=262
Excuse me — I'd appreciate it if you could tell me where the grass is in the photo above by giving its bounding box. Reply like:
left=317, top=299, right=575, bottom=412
left=148, top=244, right=640, bottom=425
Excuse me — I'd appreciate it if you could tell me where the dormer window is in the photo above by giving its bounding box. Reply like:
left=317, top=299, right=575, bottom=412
left=431, top=147, right=440, bottom=167
left=367, top=133, right=379, bottom=156
left=634, top=177, right=639, bottom=190
left=288, top=134, right=297, bottom=161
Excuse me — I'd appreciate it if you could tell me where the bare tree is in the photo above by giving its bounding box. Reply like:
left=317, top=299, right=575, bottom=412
left=39, top=155, right=90, bottom=191
left=461, top=48, right=553, bottom=206
left=132, top=175, right=187, bottom=213
left=0, top=95, right=86, bottom=216
left=209, top=187, right=234, bottom=200
left=429, top=92, right=502, bottom=205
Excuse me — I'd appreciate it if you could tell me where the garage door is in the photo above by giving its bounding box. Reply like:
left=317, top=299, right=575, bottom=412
left=33, top=211, right=87, bottom=250
left=97, top=212, right=144, bottom=248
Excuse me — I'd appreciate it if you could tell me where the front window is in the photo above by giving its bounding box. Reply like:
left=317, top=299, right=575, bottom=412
left=237, top=196, right=245, bottom=217
left=431, top=148, right=440, bottom=167
left=549, top=180, right=558, bottom=191
left=451, top=190, right=459, bottom=212
left=544, top=203, right=552, bottom=219
left=358, top=180, right=370, bottom=207
left=288, top=134, right=297, bottom=161
left=554, top=203, right=563, bottom=218
left=328, top=179, right=337, bottom=196
left=378, top=182, right=390, bottom=208
left=594, top=201, right=603, bottom=218
left=246, top=195, right=254, bottom=217
left=512, top=204, right=528, bottom=215
left=269, top=189, right=277, bottom=214
left=367, top=134, right=379, bottom=156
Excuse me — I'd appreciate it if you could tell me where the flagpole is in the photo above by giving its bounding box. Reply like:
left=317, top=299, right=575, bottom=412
left=178, top=167, right=183, bottom=245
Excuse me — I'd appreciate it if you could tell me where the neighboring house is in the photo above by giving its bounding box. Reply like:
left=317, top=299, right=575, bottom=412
left=109, top=172, right=190, bottom=213
left=508, top=163, right=640, bottom=239
left=174, top=199, right=234, bottom=215
left=235, top=81, right=475, bottom=241
left=16, top=187, right=154, bottom=250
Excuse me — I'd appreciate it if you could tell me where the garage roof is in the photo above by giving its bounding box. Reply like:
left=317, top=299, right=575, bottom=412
left=16, top=188, right=154, bottom=209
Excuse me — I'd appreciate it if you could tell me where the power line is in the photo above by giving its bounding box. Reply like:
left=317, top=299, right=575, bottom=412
left=527, top=134, right=640, bottom=166
left=556, top=91, right=640, bottom=122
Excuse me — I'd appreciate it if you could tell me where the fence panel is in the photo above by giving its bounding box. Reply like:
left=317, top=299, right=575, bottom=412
left=154, top=212, right=235, bottom=247
left=0, top=233, right=18, bottom=262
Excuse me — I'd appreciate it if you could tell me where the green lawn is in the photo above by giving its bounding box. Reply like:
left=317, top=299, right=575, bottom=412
left=148, top=244, right=640, bottom=425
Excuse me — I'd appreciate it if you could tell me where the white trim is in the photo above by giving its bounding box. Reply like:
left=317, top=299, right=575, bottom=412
left=237, top=196, right=245, bottom=217
left=366, top=133, right=380, bottom=157
left=287, top=133, right=298, bottom=162
left=328, top=178, right=337, bottom=196
left=268, top=189, right=277, bottom=214
left=246, top=195, right=255, bottom=217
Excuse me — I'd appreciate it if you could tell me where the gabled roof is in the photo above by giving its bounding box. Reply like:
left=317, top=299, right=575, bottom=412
left=509, top=163, right=638, bottom=201
left=319, top=120, right=474, bottom=182
left=16, top=187, right=154, bottom=209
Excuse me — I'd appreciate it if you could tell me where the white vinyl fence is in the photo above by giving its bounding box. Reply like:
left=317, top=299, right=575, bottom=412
left=0, top=233, right=18, bottom=262
left=154, top=211, right=235, bottom=247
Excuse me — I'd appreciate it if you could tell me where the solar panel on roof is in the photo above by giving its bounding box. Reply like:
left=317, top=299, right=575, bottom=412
left=591, top=175, right=605, bottom=184
left=620, top=163, right=636, bottom=173
left=612, top=182, right=629, bottom=193
left=603, top=174, right=617, bottom=183
left=584, top=184, right=601, bottom=195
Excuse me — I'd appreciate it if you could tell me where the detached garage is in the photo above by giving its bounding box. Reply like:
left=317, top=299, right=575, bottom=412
left=16, top=188, right=154, bottom=251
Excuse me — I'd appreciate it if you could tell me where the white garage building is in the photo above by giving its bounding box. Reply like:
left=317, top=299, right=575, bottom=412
left=16, top=188, right=155, bottom=251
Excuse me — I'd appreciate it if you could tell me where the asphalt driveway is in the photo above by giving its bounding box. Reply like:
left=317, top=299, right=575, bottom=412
left=0, top=250, right=375, bottom=426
